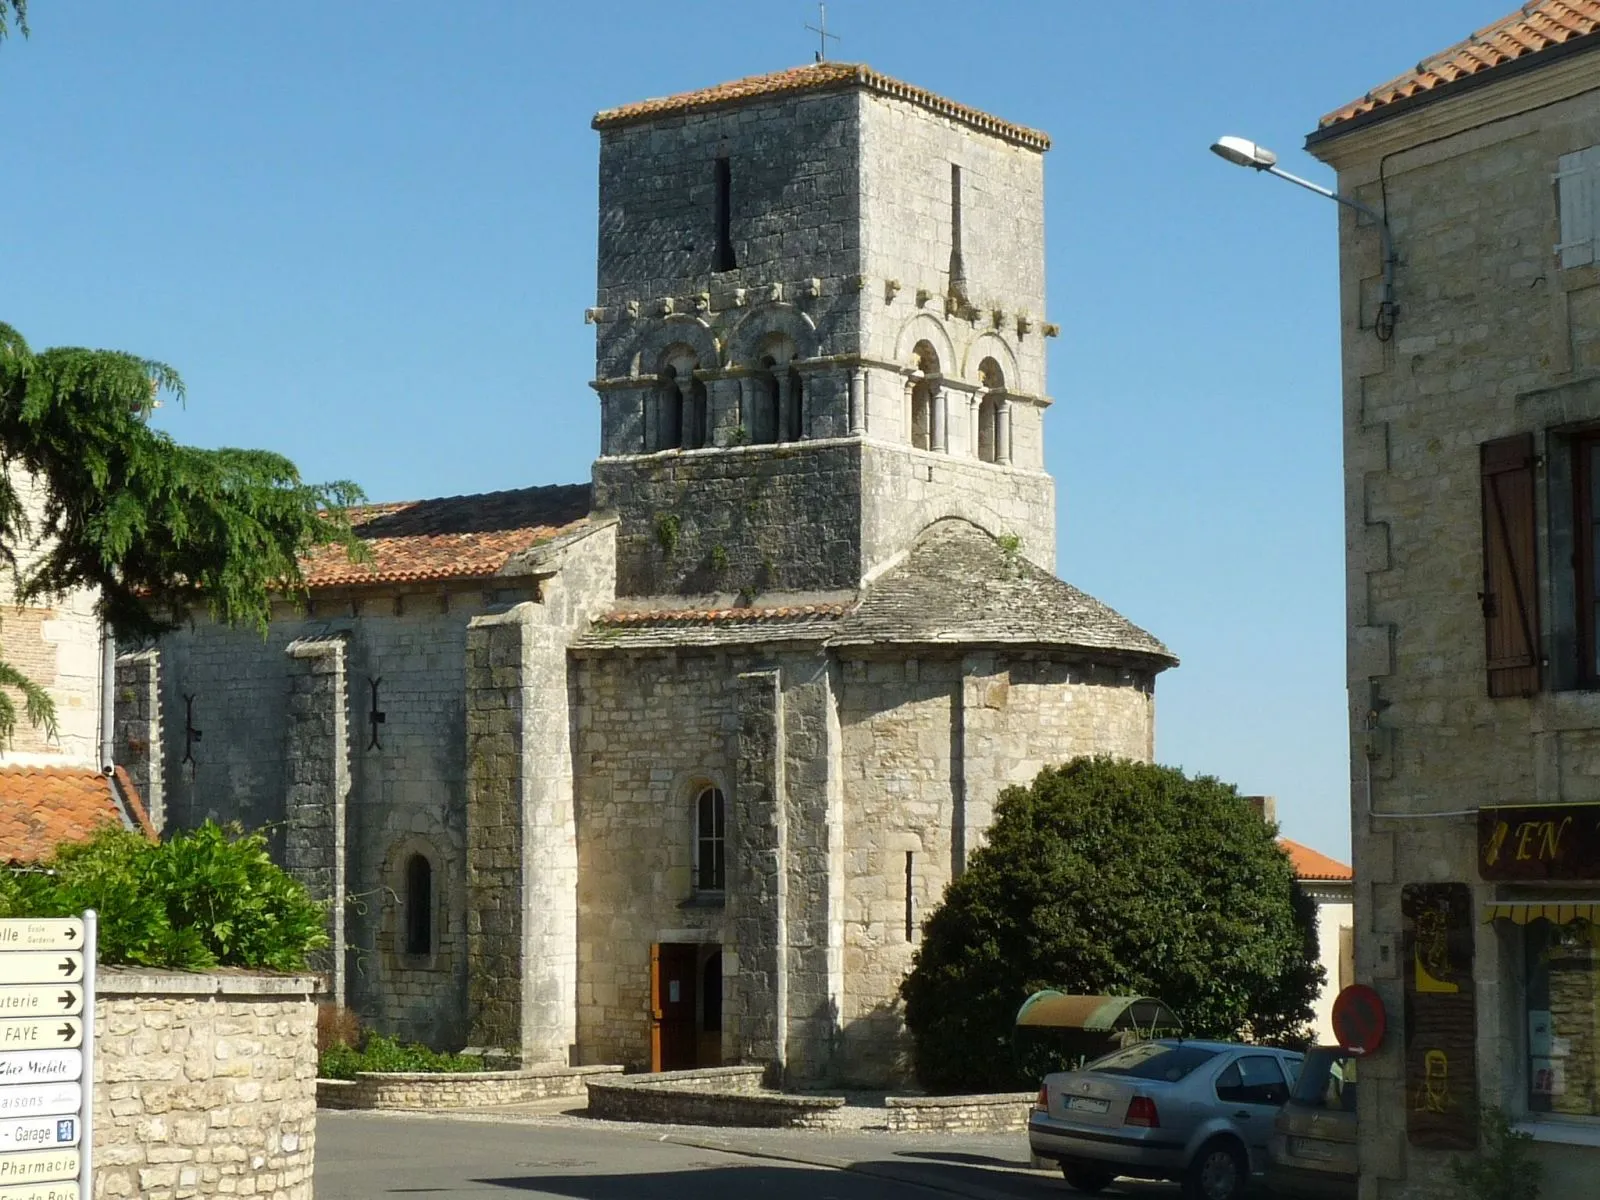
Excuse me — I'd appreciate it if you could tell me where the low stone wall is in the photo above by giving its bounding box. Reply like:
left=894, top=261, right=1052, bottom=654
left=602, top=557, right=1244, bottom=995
left=318, top=1063, right=623, bottom=1110
left=585, top=1066, right=846, bottom=1129
left=95, top=968, right=319, bottom=1200
left=884, top=1092, right=1037, bottom=1133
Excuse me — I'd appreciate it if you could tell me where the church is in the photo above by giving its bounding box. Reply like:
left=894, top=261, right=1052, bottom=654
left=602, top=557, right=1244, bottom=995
left=113, top=61, right=1176, bottom=1086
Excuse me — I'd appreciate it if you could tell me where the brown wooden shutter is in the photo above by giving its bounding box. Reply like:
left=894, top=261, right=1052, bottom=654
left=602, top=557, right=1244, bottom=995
left=1481, top=433, right=1541, bottom=697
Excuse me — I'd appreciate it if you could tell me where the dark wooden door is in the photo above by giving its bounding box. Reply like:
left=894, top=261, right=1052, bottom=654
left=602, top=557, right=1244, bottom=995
left=650, top=943, right=698, bottom=1071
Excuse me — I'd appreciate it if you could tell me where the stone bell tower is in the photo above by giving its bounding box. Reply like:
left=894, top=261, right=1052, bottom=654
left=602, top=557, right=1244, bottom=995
left=586, top=62, right=1059, bottom=599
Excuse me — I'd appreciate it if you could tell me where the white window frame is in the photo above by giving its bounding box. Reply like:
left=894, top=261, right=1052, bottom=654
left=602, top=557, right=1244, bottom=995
left=1555, top=145, right=1600, bottom=269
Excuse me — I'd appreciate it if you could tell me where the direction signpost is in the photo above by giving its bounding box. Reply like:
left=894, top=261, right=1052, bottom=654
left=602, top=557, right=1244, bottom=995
left=0, top=915, right=93, bottom=1200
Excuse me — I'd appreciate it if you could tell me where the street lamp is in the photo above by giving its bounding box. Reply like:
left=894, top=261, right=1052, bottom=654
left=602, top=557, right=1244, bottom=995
left=1210, top=135, right=1397, bottom=340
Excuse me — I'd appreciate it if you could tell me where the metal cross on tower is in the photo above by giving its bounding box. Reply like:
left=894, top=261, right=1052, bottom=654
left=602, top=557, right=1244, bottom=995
left=805, top=2, right=840, bottom=62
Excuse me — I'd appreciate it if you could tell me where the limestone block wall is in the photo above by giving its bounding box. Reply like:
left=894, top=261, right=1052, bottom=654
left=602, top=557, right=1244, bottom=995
left=94, top=969, right=318, bottom=1200
left=1312, top=64, right=1600, bottom=1199
left=592, top=436, right=1056, bottom=597
left=143, top=584, right=535, bottom=1049
left=858, top=92, right=1047, bottom=401
left=836, top=650, right=1156, bottom=1083
left=1, top=468, right=102, bottom=767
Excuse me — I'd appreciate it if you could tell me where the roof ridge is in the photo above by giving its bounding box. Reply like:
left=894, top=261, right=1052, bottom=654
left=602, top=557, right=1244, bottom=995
left=592, top=61, right=1050, bottom=151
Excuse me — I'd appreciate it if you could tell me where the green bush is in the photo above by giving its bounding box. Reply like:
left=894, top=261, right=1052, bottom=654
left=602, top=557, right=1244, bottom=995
left=318, top=1034, right=484, bottom=1080
left=900, top=757, right=1323, bottom=1093
left=0, top=821, right=327, bottom=971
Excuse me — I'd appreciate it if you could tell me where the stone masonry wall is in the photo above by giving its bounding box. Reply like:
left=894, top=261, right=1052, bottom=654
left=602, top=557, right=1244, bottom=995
left=94, top=970, right=317, bottom=1200
left=144, top=584, right=535, bottom=1050
left=0, top=466, right=103, bottom=767
left=593, top=441, right=862, bottom=597
left=836, top=651, right=1156, bottom=1084
left=1313, top=63, right=1600, bottom=1200
left=114, top=648, right=163, bottom=831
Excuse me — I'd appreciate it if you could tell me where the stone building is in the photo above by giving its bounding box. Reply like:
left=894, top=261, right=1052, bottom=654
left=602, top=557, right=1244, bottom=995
left=1305, top=2, right=1600, bottom=1192
left=119, top=62, right=1175, bottom=1085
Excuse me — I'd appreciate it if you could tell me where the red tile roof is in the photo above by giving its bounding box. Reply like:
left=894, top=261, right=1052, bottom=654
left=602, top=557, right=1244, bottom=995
left=300, top=485, right=591, bottom=589
left=593, top=62, right=1050, bottom=150
left=0, top=766, right=156, bottom=864
left=1318, top=1, right=1600, bottom=131
left=1279, top=837, right=1352, bottom=883
left=597, top=602, right=853, bottom=626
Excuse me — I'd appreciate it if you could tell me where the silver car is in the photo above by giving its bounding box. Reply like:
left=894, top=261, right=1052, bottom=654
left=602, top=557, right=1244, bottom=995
left=1028, top=1038, right=1304, bottom=1199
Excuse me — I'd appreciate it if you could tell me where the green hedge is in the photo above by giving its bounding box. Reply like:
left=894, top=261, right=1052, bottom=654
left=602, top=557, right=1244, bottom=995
left=319, top=1034, right=484, bottom=1079
left=0, top=821, right=327, bottom=972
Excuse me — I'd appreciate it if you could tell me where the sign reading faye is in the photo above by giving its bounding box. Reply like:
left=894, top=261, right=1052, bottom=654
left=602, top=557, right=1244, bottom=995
left=1479, top=802, right=1600, bottom=880
left=0, top=918, right=93, bottom=1200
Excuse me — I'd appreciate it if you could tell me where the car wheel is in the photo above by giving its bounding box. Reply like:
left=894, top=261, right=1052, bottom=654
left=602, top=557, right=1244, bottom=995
left=1060, top=1161, right=1116, bottom=1194
left=1183, top=1138, right=1246, bottom=1200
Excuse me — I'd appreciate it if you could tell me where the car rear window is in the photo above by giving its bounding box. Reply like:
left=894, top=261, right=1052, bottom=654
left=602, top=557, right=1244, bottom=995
left=1290, top=1048, right=1359, bottom=1112
left=1086, top=1043, right=1220, bottom=1083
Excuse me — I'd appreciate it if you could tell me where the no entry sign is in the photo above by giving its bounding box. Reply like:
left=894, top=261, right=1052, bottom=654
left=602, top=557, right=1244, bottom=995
left=1332, top=983, right=1387, bottom=1055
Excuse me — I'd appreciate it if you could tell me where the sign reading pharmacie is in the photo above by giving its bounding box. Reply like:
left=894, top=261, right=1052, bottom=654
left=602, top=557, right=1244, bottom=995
left=0, top=916, right=96, bottom=1200
left=1478, top=801, right=1600, bottom=881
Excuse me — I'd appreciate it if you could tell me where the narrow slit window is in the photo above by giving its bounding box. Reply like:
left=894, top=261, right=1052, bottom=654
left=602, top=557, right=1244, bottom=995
left=714, top=158, right=736, bottom=272
left=405, top=853, right=433, bottom=956
left=949, top=164, right=966, bottom=295
left=904, top=851, right=915, bottom=942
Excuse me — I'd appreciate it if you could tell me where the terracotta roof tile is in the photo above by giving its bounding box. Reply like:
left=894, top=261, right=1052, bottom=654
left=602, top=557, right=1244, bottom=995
left=301, top=484, right=591, bottom=589
left=0, top=766, right=156, bottom=864
left=1318, top=1, right=1600, bottom=131
left=593, top=61, right=1050, bottom=150
left=599, top=603, right=853, bottom=625
left=1279, top=837, right=1352, bottom=883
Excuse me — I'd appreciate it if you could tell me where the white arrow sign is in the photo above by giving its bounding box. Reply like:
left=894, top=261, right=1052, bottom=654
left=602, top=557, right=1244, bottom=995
left=0, top=1085, right=80, bottom=1120
left=0, top=1148, right=78, bottom=1185
left=0, top=1024, right=77, bottom=1053
left=0, top=990, right=80, bottom=1019
left=0, top=1053, right=79, bottom=1087
left=0, top=959, right=79, bottom=988
left=0, top=1182, right=79, bottom=1200
left=0, top=924, right=80, bottom=954
left=0, top=1117, right=78, bottom=1153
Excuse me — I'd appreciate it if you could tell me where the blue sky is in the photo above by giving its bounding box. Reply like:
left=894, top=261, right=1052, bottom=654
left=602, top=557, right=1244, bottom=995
left=0, top=1, right=1511, bottom=859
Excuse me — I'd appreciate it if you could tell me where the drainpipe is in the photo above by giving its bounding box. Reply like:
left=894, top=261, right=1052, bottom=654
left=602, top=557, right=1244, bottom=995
left=99, top=621, right=116, bottom=774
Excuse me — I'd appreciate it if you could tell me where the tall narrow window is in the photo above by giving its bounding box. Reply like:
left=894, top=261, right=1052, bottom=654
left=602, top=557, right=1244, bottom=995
left=405, top=853, right=433, bottom=955
left=786, top=367, right=805, bottom=442
left=696, top=786, right=726, bottom=891
left=713, top=158, right=736, bottom=272
left=948, top=164, right=967, bottom=296
left=904, top=851, right=916, bottom=942
left=910, top=383, right=932, bottom=451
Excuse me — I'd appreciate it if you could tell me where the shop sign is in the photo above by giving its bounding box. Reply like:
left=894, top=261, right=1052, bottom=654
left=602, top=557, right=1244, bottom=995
left=1401, top=883, right=1477, bottom=1150
left=1478, top=802, right=1600, bottom=881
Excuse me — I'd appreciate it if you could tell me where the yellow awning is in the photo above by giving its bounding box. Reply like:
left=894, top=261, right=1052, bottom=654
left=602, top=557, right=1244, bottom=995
left=1482, top=902, right=1600, bottom=925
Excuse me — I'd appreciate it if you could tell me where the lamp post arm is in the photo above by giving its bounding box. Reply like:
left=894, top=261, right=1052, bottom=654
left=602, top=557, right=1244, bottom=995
left=1265, top=164, right=1397, bottom=323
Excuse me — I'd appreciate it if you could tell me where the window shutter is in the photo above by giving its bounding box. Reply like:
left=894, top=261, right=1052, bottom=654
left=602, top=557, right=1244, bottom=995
left=1554, top=147, right=1600, bottom=269
left=1481, top=433, right=1541, bottom=698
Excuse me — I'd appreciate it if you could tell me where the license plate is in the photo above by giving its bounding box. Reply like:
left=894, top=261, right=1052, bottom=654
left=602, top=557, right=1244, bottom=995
left=1289, top=1136, right=1334, bottom=1161
left=1066, top=1096, right=1110, bottom=1114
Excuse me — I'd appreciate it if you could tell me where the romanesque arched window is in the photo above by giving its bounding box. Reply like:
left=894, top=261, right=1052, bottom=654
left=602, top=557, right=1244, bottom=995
left=657, top=364, right=684, bottom=450
left=910, top=340, right=942, bottom=452
left=977, top=356, right=1004, bottom=463
left=404, top=853, right=433, bottom=956
left=695, top=785, right=726, bottom=892
left=755, top=356, right=781, bottom=444
left=786, top=366, right=804, bottom=442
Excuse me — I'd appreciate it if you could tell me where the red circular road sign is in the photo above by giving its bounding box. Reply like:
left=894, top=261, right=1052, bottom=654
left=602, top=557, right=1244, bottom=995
left=1331, top=984, right=1386, bottom=1055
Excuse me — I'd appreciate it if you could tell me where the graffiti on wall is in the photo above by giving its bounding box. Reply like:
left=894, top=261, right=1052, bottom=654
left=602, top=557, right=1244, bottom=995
left=1401, top=882, right=1477, bottom=1149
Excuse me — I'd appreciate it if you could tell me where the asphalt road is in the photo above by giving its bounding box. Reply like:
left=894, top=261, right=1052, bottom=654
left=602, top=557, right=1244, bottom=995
left=315, top=1111, right=1184, bottom=1200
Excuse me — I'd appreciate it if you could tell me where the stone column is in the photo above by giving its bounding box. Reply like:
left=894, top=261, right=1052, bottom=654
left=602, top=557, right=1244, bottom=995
left=732, top=669, right=786, bottom=1076
left=968, top=395, right=980, bottom=458
left=997, top=398, right=1013, bottom=466
left=113, top=648, right=164, bottom=834
left=465, top=603, right=578, bottom=1065
left=284, top=634, right=351, bottom=1006
left=848, top=368, right=866, bottom=435
left=775, top=374, right=796, bottom=444
left=673, top=377, right=694, bottom=449
left=643, top=386, right=659, bottom=453
left=931, top=384, right=948, bottom=453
